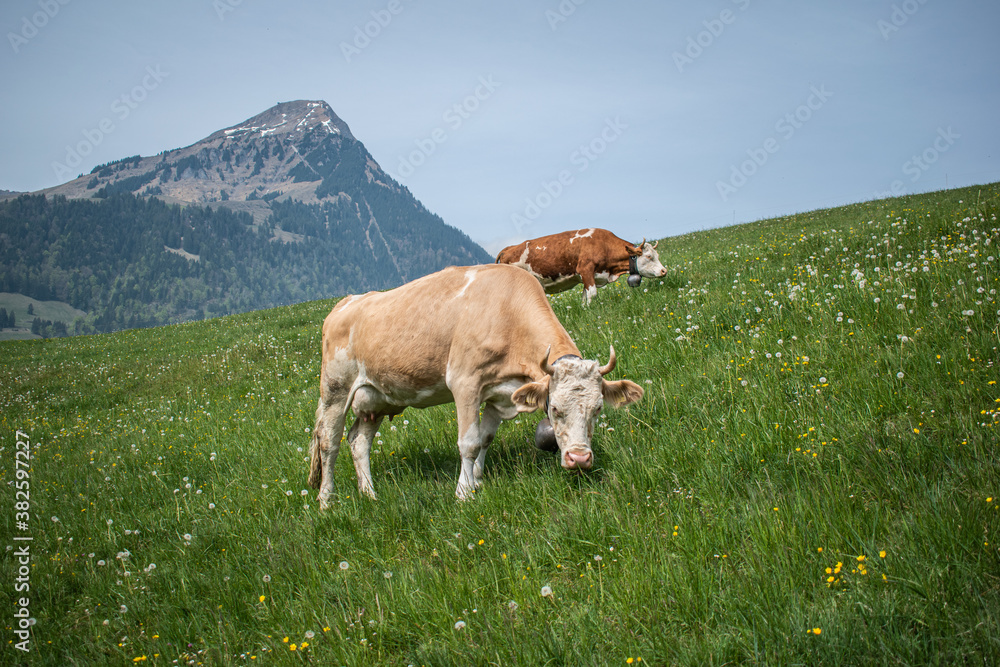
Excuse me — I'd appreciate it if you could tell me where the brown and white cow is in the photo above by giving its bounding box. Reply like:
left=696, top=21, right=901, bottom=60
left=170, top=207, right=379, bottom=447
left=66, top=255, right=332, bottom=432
left=307, top=264, right=643, bottom=506
left=496, top=228, right=667, bottom=304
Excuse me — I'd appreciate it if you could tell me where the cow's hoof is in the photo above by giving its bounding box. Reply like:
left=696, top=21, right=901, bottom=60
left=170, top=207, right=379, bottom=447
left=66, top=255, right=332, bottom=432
left=534, top=418, right=558, bottom=452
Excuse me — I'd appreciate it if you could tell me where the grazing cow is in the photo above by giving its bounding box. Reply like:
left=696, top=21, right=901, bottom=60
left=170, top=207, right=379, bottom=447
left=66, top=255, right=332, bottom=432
left=307, top=264, right=643, bottom=506
left=496, top=228, right=667, bottom=304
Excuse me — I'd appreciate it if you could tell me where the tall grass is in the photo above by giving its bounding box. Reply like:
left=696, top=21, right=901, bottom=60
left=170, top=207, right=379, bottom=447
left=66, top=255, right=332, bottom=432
left=2, top=184, right=998, bottom=665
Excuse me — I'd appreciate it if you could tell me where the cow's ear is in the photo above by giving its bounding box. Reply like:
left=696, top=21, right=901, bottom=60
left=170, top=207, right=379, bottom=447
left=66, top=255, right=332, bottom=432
left=602, top=379, right=643, bottom=408
left=511, top=376, right=550, bottom=413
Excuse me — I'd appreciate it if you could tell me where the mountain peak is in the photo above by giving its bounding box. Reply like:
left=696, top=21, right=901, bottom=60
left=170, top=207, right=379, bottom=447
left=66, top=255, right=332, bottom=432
left=40, top=99, right=375, bottom=208
left=209, top=100, right=355, bottom=142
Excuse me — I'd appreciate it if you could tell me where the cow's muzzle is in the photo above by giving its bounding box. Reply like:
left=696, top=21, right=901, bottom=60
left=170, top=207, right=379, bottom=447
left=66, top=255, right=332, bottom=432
left=562, top=447, right=593, bottom=470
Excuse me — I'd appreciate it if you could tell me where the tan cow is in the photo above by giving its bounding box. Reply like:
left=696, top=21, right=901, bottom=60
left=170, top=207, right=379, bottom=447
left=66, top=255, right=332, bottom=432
left=496, top=228, right=667, bottom=304
left=307, top=264, right=643, bottom=506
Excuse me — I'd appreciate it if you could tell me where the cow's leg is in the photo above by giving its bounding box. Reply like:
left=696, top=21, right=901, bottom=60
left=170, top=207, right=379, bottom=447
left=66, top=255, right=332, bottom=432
left=309, top=387, right=348, bottom=511
left=455, top=398, right=501, bottom=500
left=347, top=412, right=383, bottom=500
left=472, top=404, right=504, bottom=490
left=577, top=261, right=597, bottom=305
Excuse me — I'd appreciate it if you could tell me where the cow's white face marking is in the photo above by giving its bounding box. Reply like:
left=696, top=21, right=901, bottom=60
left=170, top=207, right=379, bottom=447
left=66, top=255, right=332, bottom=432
left=545, top=358, right=604, bottom=469
left=511, top=349, right=644, bottom=470
left=569, top=228, right=595, bottom=243
left=636, top=243, right=667, bottom=278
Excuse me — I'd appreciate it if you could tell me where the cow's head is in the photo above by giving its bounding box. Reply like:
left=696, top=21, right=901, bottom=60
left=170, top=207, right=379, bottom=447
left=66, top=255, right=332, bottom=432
left=630, top=239, right=667, bottom=279
left=511, top=346, right=643, bottom=469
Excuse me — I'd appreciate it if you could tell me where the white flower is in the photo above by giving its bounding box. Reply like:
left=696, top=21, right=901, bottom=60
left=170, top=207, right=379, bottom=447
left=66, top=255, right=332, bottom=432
left=540, top=585, right=553, bottom=597
left=896, top=372, right=905, bottom=379
left=454, top=620, right=466, bottom=631
left=340, top=561, right=349, bottom=570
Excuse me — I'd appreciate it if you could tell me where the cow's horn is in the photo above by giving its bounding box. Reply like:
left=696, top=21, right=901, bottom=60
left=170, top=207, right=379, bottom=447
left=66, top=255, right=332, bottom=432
left=599, top=345, right=617, bottom=376
left=639, top=237, right=646, bottom=248
left=652, top=240, right=658, bottom=249
left=541, top=346, right=556, bottom=375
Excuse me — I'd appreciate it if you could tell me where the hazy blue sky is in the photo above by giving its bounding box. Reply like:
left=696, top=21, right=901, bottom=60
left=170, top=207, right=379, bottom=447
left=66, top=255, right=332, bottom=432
left=2, top=0, right=997, bottom=253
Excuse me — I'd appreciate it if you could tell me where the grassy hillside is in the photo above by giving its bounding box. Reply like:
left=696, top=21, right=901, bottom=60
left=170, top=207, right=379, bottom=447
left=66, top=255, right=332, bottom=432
left=1, top=183, right=998, bottom=665
left=0, top=293, right=87, bottom=341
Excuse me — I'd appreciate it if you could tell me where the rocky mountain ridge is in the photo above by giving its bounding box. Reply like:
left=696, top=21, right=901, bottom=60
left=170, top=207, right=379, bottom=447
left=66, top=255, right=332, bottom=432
left=41, top=100, right=416, bottom=219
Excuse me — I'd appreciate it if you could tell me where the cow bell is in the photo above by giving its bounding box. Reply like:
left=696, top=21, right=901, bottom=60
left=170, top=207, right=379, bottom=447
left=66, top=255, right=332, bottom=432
left=534, top=418, right=558, bottom=452
left=627, top=273, right=642, bottom=288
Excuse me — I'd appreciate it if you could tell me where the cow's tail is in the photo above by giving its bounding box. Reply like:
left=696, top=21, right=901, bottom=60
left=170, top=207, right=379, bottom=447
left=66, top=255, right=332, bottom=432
left=307, top=400, right=325, bottom=489
left=308, top=378, right=364, bottom=489
left=495, top=244, right=514, bottom=264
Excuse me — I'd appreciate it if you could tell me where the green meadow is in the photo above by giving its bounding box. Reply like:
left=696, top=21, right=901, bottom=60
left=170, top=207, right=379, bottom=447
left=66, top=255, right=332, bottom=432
left=2, top=184, right=998, bottom=665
